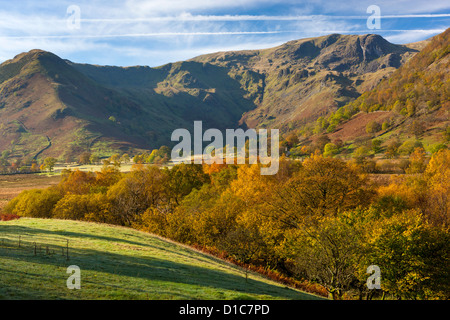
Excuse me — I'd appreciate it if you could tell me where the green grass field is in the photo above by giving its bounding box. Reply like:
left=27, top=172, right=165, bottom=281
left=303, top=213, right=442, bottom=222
left=0, top=218, right=322, bottom=300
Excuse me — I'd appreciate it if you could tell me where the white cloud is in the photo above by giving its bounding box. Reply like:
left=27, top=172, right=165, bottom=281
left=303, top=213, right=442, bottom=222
left=0, top=1, right=448, bottom=66
left=384, top=29, right=446, bottom=44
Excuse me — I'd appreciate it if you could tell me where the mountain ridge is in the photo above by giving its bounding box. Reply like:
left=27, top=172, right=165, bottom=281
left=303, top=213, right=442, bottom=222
left=0, top=32, right=441, bottom=161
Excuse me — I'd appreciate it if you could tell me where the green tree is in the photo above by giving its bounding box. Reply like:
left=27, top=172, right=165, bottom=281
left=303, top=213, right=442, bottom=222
left=323, top=143, right=339, bottom=157
left=284, top=214, right=365, bottom=299
left=90, top=154, right=100, bottom=164
left=4, top=187, right=62, bottom=218
left=366, top=121, right=381, bottom=134
left=371, top=139, right=383, bottom=154
left=366, top=210, right=449, bottom=299
left=43, top=157, right=57, bottom=172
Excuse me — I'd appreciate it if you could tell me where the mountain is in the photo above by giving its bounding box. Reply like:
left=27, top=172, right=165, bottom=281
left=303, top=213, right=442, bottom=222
left=312, top=28, right=449, bottom=152
left=0, top=51, right=264, bottom=161
left=192, top=33, right=418, bottom=130
left=0, top=32, right=431, bottom=161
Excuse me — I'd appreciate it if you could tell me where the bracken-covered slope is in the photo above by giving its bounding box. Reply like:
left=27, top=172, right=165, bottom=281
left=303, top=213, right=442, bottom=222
left=320, top=28, right=450, bottom=148
left=0, top=32, right=426, bottom=161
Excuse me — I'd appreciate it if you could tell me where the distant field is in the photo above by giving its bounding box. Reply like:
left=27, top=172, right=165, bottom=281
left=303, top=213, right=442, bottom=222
left=0, top=218, right=322, bottom=300
left=0, top=174, right=61, bottom=211
left=53, top=163, right=134, bottom=173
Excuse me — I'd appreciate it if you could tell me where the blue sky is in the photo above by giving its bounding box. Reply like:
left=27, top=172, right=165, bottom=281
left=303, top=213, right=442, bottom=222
left=0, top=0, right=449, bottom=67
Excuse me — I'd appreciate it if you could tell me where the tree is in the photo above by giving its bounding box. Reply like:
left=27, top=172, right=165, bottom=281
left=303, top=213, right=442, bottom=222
left=410, top=120, right=425, bottom=138
left=366, top=209, right=449, bottom=299
left=43, top=157, right=57, bottom=172
left=59, top=169, right=97, bottom=195
left=366, top=120, right=381, bottom=134
left=398, top=140, right=423, bottom=156
left=4, top=187, right=62, bottom=218
left=406, top=147, right=427, bottom=174
left=110, top=154, right=122, bottom=167
left=314, top=135, right=331, bottom=153
left=323, top=143, right=339, bottom=157
left=52, top=193, right=112, bottom=223
left=424, top=149, right=450, bottom=227
left=120, top=153, right=130, bottom=164
left=284, top=215, right=365, bottom=299
left=385, top=140, right=401, bottom=159
left=90, top=154, right=100, bottom=165
left=353, top=146, right=370, bottom=164
left=30, top=161, right=39, bottom=172
left=267, top=154, right=374, bottom=227
left=79, top=152, right=91, bottom=165
left=165, top=164, right=210, bottom=205
left=371, top=139, right=383, bottom=154
left=107, top=166, right=170, bottom=226
left=444, top=126, right=450, bottom=142
left=284, top=133, right=299, bottom=149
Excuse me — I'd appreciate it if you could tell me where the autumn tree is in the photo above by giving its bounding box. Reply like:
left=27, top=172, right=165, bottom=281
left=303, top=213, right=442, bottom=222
left=59, top=169, right=97, bottom=195
left=371, top=139, right=383, bottom=154
left=323, top=143, right=339, bottom=157
left=385, top=140, right=401, bottom=159
left=164, top=164, right=210, bottom=205
left=79, top=152, right=91, bottom=165
left=424, top=149, right=450, bottom=227
left=53, top=193, right=112, bottom=223
left=4, top=187, right=62, bottom=218
left=90, top=154, right=100, bottom=164
left=268, top=154, right=374, bottom=226
left=107, top=166, right=170, bottom=226
left=314, top=135, right=331, bottom=153
left=406, top=147, right=427, bottom=174
left=410, top=120, right=425, bottom=138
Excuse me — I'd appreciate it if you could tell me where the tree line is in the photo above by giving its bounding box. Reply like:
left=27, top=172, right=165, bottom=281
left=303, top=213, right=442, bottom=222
left=3, top=150, right=449, bottom=299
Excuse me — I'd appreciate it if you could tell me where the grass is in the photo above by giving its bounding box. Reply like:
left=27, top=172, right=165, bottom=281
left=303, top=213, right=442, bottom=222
left=0, top=218, right=322, bottom=300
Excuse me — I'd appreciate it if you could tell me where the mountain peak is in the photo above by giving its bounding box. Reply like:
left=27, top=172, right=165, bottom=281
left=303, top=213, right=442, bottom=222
left=8, top=49, right=54, bottom=64
left=1, top=29, right=447, bottom=161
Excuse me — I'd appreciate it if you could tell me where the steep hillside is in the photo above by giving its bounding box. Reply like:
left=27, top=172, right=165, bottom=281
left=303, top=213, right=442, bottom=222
left=0, top=33, right=426, bottom=161
left=191, top=33, right=417, bottom=131
left=0, top=50, right=154, bottom=160
left=0, top=51, right=263, bottom=161
left=313, top=28, right=450, bottom=152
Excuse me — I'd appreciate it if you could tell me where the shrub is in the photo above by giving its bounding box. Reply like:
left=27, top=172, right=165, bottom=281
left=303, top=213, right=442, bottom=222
left=53, top=193, right=112, bottom=223
left=4, top=187, right=62, bottom=218
left=0, top=213, right=21, bottom=221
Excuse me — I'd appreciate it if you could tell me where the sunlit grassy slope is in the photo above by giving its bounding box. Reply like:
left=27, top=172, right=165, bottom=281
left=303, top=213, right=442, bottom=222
left=0, top=218, right=321, bottom=300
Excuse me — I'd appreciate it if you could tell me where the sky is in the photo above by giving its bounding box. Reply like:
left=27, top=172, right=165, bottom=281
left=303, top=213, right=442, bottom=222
left=0, top=0, right=449, bottom=67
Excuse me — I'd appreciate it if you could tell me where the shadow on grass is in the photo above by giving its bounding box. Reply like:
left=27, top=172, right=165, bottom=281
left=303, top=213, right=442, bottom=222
left=0, top=224, right=320, bottom=300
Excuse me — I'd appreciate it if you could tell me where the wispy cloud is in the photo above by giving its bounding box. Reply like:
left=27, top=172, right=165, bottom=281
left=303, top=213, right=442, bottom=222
left=0, top=0, right=448, bottom=66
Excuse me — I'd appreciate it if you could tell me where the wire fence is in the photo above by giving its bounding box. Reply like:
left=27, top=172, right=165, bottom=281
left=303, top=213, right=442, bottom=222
left=0, top=234, right=70, bottom=260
